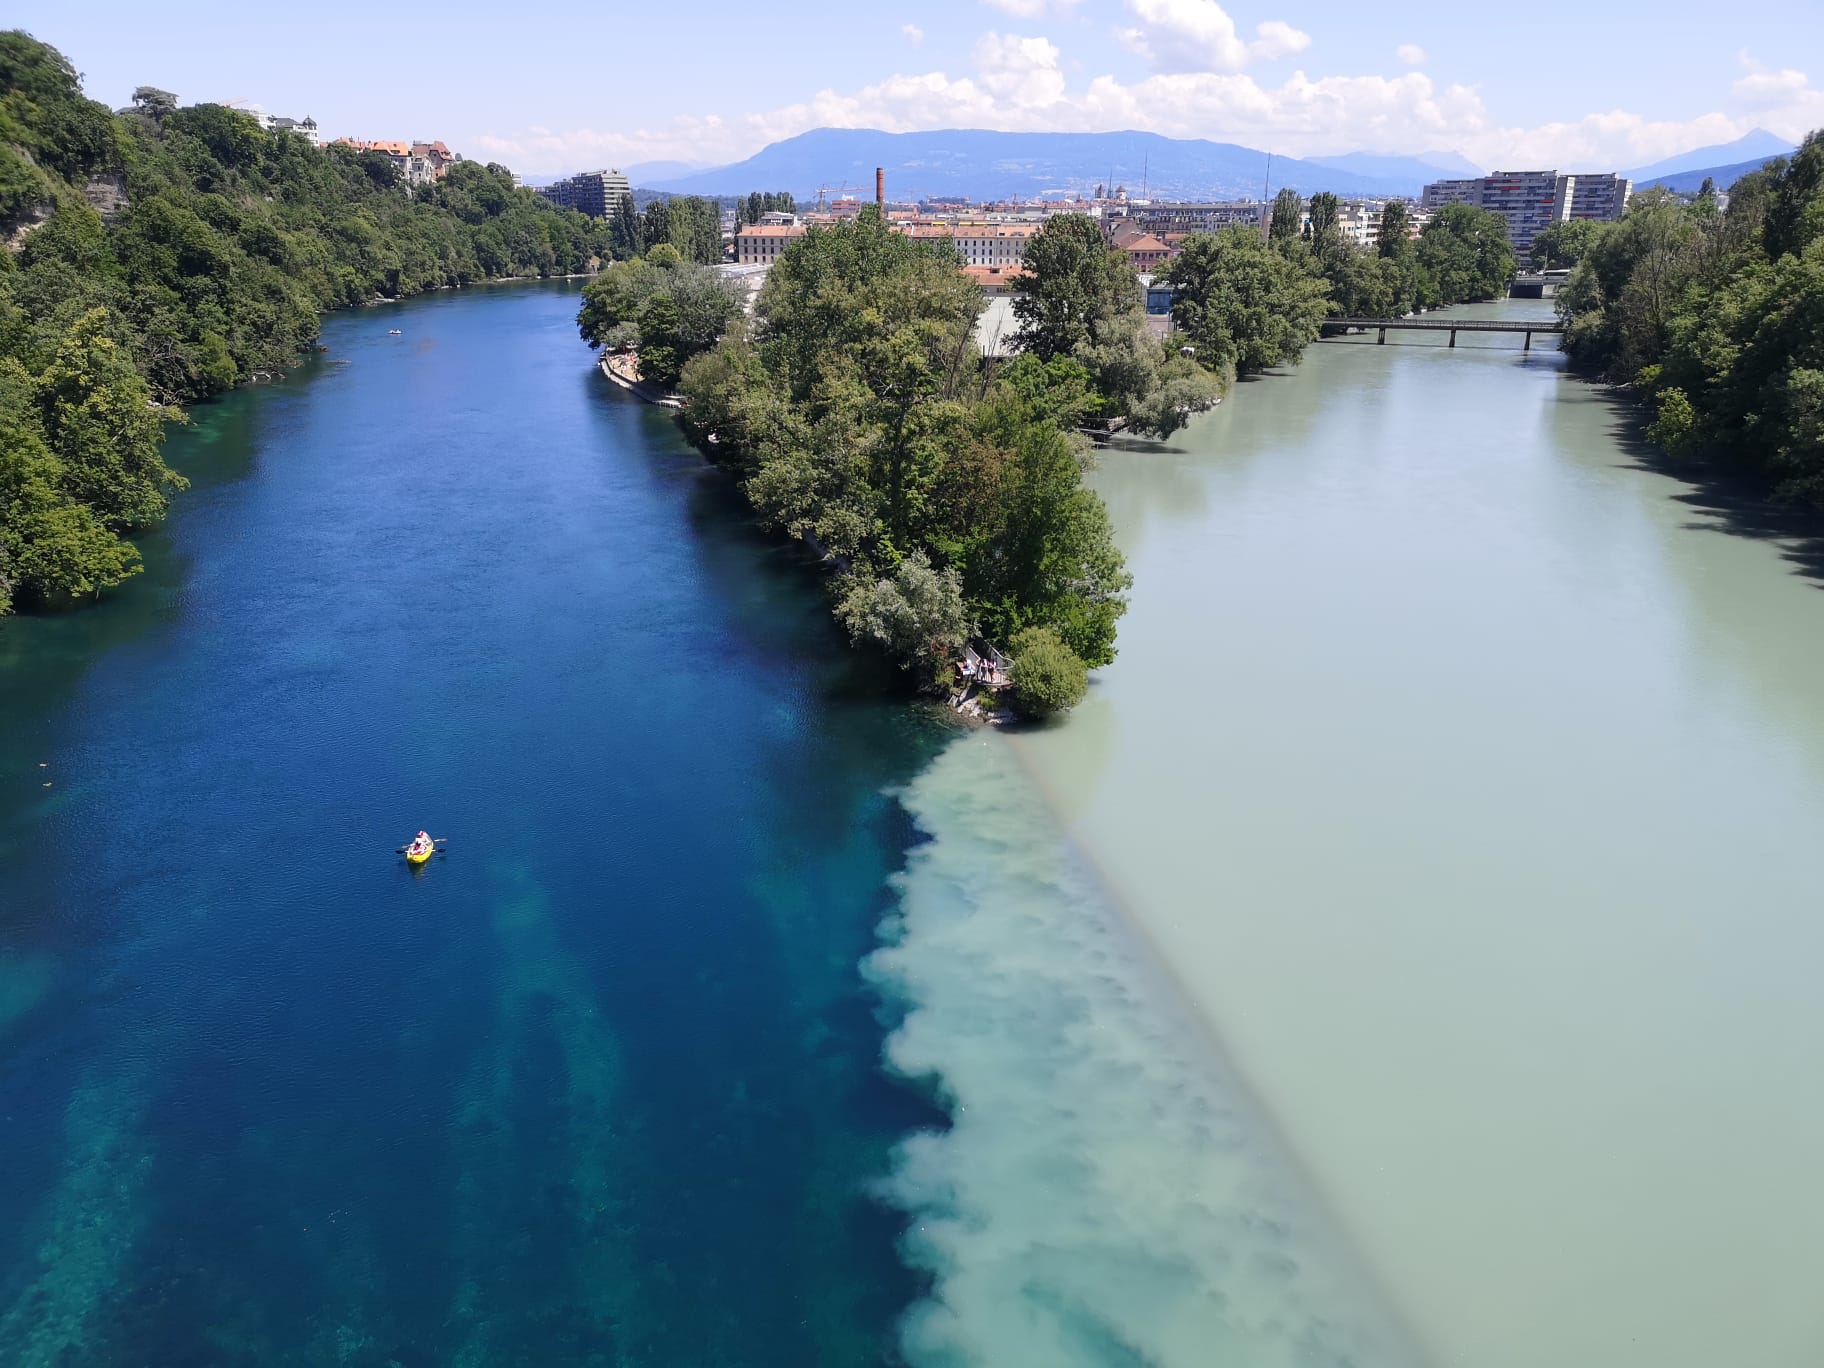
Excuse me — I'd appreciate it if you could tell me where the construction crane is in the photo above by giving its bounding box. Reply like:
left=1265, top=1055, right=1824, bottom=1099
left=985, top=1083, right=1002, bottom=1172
left=814, top=183, right=866, bottom=212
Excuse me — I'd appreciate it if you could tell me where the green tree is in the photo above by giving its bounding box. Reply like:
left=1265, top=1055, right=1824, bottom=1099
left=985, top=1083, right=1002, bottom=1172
left=1377, top=201, right=1412, bottom=259
left=1011, top=212, right=1138, bottom=360
left=636, top=292, right=684, bottom=389
left=676, top=202, right=1132, bottom=680
left=1416, top=203, right=1515, bottom=304
left=1006, top=624, right=1088, bottom=719
left=1269, top=187, right=1304, bottom=245
left=35, top=309, right=183, bottom=526
left=1307, top=192, right=1341, bottom=247
left=1530, top=218, right=1605, bottom=270
left=834, top=550, right=969, bottom=668
left=1164, top=226, right=1331, bottom=373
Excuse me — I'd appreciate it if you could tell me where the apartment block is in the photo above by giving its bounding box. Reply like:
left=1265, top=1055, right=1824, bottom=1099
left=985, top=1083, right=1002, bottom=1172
left=1421, top=171, right=1631, bottom=256
left=535, top=169, right=633, bottom=219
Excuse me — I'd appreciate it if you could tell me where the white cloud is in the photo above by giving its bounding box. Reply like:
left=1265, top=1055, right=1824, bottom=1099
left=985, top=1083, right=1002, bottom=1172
left=1396, top=43, right=1427, bottom=67
left=973, top=32, right=1068, bottom=105
left=902, top=23, right=925, bottom=46
left=475, top=38, right=1824, bottom=178
left=1119, top=0, right=1309, bottom=73
left=1252, top=21, right=1311, bottom=60
left=982, top=0, right=1080, bottom=16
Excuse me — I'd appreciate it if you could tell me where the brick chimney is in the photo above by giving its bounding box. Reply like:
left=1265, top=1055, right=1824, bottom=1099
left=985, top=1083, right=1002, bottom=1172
left=876, top=167, right=884, bottom=207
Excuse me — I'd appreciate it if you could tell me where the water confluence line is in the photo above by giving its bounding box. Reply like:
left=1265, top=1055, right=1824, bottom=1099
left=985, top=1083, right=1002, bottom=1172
left=985, top=724, right=1442, bottom=1368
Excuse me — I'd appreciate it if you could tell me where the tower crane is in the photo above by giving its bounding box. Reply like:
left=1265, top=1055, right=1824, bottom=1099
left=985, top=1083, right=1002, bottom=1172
left=814, top=183, right=866, bottom=212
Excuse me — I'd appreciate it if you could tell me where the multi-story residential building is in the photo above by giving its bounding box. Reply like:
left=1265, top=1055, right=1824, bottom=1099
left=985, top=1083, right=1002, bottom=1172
left=1565, top=173, right=1632, bottom=222
left=535, top=169, right=633, bottom=219
left=735, top=224, right=807, bottom=264
left=1421, top=171, right=1631, bottom=256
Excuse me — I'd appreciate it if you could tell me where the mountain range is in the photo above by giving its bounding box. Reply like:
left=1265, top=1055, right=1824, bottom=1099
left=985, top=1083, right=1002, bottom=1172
left=638, top=128, right=1480, bottom=202
left=1620, top=129, right=1794, bottom=183
left=622, top=126, right=1801, bottom=204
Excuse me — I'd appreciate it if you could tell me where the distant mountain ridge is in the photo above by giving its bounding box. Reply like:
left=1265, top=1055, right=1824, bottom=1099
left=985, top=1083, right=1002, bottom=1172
left=642, top=128, right=1470, bottom=202
left=1621, top=129, right=1794, bottom=183
left=621, top=126, right=1803, bottom=205
left=1305, top=150, right=1484, bottom=185
left=1639, top=155, right=1792, bottom=195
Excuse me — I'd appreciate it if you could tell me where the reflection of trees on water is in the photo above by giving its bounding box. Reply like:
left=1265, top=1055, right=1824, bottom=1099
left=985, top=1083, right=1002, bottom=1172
left=1551, top=383, right=1824, bottom=792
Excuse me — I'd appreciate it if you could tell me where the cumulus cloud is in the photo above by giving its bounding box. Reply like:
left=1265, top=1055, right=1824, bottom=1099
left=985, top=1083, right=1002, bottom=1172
left=1119, top=0, right=1309, bottom=73
left=475, top=36, right=1824, bottom=177
left=902, top=23, right=925, bottom=45
left=1252, top=20, right=1311, bottom=60
left=1397, top=43, right=1427, bottom=66
left=973, top=32, right=1068, bottom=105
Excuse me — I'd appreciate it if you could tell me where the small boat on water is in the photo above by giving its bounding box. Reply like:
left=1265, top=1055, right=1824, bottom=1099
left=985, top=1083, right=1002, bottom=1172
left=402, top=830, right=440, bottom=865
left=387, top=328, right=402, bottom=335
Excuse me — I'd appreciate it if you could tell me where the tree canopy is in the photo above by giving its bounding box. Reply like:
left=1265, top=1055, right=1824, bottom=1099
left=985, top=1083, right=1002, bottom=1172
left=1010, top=212, right=1223, bottom=437
left=577, top=252, right=743, bottom=388
left=1164, top=226, right=1330, bottom=373
left=1559, top=133, right=1824, bottom=507
left=673, top=206, right=1131, bottom=690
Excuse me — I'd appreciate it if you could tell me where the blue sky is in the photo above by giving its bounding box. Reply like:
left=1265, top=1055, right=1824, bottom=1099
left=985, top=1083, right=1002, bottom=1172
left=15, top=0, right=1824, bottom=174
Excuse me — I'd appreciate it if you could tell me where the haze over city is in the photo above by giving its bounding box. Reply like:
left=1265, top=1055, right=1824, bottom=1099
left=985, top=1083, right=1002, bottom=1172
left=14, top=0, right=1824, bottom=174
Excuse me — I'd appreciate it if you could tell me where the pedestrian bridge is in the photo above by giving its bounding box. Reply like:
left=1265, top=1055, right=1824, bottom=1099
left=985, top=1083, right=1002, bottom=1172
left=1320, top=317, right=1566, bottom=349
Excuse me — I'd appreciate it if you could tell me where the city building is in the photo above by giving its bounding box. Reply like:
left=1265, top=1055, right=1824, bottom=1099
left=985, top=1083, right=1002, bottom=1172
left=1107, top=223, right=1172, bottom=270
left=1421, top=172, right=1631, bottom=256
left=735, top=224, right=807, bottom=264
left=535, top=169, right=633, bottom=219
left=332, top=138, right=459, bottom=186
left=267, top=115, right=319, bottom=140
left=1565, top=173, right=1632, bottom=222
left=1106, top=202, right=1264, bottom=238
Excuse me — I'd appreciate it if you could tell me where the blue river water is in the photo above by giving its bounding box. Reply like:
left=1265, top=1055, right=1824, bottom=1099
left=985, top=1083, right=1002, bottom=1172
left=0, top=283, right=956, bottom=1365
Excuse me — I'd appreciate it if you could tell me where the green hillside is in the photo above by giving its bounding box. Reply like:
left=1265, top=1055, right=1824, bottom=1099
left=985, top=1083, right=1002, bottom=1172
left=0, top=30, right=608, bottom=615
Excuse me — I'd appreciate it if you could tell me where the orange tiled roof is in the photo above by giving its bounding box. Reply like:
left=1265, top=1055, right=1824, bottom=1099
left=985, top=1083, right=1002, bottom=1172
left=963, top=264, right=1029, bottom=289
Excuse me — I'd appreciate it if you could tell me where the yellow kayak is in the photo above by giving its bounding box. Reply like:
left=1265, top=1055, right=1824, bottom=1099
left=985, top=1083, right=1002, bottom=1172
left=406, top=843, right=434, bottom=866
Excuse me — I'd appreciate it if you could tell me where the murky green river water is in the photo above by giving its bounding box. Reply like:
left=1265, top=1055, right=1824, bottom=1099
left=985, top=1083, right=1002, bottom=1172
left=897, top=299, right=1824, bottom=1366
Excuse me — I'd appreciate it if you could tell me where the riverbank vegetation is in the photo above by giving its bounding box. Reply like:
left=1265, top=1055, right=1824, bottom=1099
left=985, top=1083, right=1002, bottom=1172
left=0, top=30, right=609, bottom=615
left=1556, top=132, right=1824, bottom=507
left=576, top=249, right=743, bottom=388
left=1010, top=213, right=1225, bottom=436
left=1157, top=194, right=1516, bottom=379
left=673, top=207, right=1131, bottom=705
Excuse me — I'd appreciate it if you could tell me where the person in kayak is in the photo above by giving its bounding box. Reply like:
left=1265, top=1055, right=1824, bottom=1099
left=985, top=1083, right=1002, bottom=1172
left=408, top=831, right=432, bottom=857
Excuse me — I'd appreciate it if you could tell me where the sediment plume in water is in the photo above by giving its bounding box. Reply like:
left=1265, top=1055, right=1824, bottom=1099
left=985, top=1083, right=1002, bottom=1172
left=867, top=735, right=1422, bottom=1368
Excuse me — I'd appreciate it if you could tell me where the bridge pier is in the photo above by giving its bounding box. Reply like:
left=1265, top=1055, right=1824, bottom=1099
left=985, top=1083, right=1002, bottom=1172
left=1524, top=330, right=1532, bottom=351
left=1377, top=327, right=1386, bottom=345
left=1448, top=329, right=1457, bottom=348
